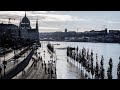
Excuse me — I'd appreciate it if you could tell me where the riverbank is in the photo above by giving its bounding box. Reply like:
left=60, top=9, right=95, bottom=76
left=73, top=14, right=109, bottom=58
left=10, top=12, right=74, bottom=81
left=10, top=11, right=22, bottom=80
left=40, top=40, right=120, bottom=44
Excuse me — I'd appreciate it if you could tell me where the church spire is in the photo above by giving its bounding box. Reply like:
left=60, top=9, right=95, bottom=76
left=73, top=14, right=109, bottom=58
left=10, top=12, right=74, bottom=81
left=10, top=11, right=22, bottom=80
left=25, top=11, right=26, bottom=17
left=36, top=18, right=39, bottom=30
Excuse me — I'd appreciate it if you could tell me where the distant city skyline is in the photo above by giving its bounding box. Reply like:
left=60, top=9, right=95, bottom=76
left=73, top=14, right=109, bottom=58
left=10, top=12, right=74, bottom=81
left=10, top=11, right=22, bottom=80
left=1, top=11, right=120, bottom=32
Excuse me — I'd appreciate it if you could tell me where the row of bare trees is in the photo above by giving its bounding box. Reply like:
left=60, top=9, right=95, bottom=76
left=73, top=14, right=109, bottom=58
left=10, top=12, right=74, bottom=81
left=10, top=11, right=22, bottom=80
left=67, top=46, right=120, bottom=79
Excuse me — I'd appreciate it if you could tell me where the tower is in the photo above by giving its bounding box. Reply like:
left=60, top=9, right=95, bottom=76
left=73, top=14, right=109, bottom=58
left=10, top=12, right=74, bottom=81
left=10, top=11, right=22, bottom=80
left=36, top=19, right=39, bottom=31
left=19, top=11, right=31, bottom=40
left=25, top=11, right=26, bottom=17
left=36, top=18, right=39, bottom=44
left=18, top=20, right=22, bottom=38
left=65, top=28, right=67, bottom=33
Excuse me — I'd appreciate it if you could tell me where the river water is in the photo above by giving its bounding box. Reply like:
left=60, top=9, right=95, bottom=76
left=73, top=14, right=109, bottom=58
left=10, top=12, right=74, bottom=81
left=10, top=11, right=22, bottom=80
left=40, top=41, right=120, bottom=79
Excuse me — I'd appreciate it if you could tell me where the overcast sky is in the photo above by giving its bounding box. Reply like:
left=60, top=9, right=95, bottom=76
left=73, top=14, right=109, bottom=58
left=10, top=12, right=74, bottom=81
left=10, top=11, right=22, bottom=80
left=0, top=11, right=120, bottom=32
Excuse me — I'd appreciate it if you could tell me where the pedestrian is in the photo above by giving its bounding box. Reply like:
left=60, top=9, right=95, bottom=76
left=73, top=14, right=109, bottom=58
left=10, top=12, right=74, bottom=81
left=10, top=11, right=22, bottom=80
left=44, top=61, right=45, bottom=66
left=55, top=67, right=56, bottom=74
left=42, top=62, right=43, bottom=68
left=41, top=57, right=42, bottom=61
left=44, top=62, right=47, bottom=74
left=45, top=66, right=47, bottom=74
left=85, top=73, right=88, bottom=79
left=53, top=61, right=56, bottom=68
left=67, top=58, right=69, bottom=62
left=52, top=60, right=53, bottom=66
left=48, top=67, right=50, bottom=74
left=0, top=66, right=2, bottom=78
left=51, top=69, right=53, bottom=78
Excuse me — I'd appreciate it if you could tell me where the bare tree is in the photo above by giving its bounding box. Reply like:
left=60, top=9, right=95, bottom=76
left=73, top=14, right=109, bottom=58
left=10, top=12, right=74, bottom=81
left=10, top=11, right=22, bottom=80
left=100, top=55, right=104, bottom=79
left=117, top=57, right=120, bottom=79
left=107, top=58, right=113, bottom=79
left=90, top=50, right=94, bottom=79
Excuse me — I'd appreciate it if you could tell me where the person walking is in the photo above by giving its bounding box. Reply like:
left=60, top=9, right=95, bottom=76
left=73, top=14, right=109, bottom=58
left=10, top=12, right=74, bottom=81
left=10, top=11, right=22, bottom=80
left=0, top=66, right=2, bottom=78
left=44, top=62, right=47, bottom=74
left=48, top=61, right=50, bottom=74
left=51, top=69, right=53, bottom=79
left=42, top=61, right=43, bottom=68
left=41, top=57, right=42, bottom=62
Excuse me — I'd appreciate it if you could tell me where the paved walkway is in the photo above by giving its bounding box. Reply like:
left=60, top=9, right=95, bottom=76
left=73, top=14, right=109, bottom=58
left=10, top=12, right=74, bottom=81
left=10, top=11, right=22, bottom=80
left=67, top=57, right=89, bottom=79
left=17, top=43, right=57, bottom=79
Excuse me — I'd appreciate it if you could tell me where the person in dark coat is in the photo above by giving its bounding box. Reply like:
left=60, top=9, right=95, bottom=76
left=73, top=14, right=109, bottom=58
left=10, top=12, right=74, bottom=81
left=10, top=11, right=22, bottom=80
left=51, top=69, right=53, bottom=78
left=44, top=62, right=47, bottom=74
left=0, top=67, right=2, bottom=78
left=42, top=62, right=43, bottom=68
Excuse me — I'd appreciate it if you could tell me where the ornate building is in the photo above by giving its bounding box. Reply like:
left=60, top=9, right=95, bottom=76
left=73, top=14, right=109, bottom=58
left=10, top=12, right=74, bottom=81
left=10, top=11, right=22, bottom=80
left=19, top=12, right=39, bottom=44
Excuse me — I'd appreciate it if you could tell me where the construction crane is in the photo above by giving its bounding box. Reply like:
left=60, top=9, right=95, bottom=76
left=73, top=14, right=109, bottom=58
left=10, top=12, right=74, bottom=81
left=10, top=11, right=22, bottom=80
left=8, top=18, right=15, bottom=24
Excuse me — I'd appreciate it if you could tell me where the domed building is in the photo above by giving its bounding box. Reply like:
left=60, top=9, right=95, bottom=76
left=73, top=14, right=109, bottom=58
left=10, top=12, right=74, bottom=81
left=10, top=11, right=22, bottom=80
left=19, top=12, right=39, bottom=44
left=20, top=13, right=31, bottom=29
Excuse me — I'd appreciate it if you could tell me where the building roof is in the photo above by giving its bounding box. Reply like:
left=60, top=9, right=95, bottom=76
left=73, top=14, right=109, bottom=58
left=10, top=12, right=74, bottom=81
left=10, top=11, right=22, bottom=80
left=21, top=16, right=30, bottom=24
left=20, top=12, right=31, bottom=28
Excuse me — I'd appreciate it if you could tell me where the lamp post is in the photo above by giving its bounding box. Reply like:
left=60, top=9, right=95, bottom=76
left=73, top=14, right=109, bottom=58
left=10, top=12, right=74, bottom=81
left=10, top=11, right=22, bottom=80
left=0, top=55, right=1, bottom=64
left=13, top=37, right=17, bottom=67
left=3, top=60, right=7, bottom=76
left=2, top=31, right=7, bottom=76
left=0, top=66, right=2, bottom=78
left=16, top=38, right=18, bottom=65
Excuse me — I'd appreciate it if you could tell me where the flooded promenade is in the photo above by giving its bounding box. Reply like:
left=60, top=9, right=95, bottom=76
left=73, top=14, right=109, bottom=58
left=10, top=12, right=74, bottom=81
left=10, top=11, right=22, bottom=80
left=1, top=41, right=120, bottom=79
left=49, top=41, right=120, bottom=79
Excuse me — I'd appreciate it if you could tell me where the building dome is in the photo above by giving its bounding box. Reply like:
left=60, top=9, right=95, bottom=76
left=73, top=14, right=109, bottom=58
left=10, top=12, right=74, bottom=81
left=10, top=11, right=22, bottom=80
left=21, top=16, right=30, bottom=24
left=20, top=12, right=31, bottom=29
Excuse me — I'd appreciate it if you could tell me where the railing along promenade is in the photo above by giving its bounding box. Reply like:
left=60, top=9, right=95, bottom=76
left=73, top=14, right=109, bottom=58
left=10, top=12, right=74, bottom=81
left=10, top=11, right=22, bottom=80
left=0, top=47, right=36, bottom=79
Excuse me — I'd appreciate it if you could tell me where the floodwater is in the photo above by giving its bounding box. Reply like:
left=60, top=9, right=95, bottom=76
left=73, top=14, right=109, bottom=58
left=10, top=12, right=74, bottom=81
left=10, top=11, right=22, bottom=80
left=47, top=41, right=120, bottom=79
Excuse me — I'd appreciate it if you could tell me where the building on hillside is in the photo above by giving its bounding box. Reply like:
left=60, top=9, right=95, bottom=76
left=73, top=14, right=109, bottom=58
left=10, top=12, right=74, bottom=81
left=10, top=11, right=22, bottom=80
left=109, top=30, right=120, bottom=34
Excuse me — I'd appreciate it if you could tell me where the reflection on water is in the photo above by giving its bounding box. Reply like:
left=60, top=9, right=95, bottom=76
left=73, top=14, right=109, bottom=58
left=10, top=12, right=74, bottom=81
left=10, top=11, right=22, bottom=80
left=49, top=41, right=120, bottom=79
left=56, top=49, right=81, bottom=79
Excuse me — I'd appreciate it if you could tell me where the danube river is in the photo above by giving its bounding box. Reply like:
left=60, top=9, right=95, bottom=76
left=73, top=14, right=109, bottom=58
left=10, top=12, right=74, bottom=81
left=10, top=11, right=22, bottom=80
left=43, top=41, right=120, bottom=79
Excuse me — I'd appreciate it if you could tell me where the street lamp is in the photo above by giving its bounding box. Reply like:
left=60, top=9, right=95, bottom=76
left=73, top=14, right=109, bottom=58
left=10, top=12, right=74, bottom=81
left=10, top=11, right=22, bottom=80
left=0, top=54, right=1, bottom=64
left=13, top=37, right=17, bottom=67
left=3, top=60, right=7, bottom=76
left=0, top=66, right=2, bottom=78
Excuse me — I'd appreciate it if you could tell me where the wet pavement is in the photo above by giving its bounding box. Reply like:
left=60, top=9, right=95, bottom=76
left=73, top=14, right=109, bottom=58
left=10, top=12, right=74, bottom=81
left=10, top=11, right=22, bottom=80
left=17, top=42, right=57, bottom=79
left=49, top=41, right=85, bottom=79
